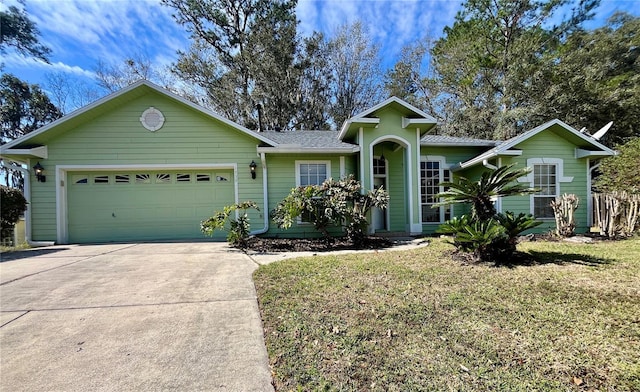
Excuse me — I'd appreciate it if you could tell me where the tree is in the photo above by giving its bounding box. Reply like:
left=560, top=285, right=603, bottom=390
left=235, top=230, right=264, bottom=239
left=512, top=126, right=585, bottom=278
left=593, top=137, right=640, bottom=194
left=201, top=201, right=260, bottom=248
left=435, top=164, right=536, bottom=221
left=290, top=33, right=332, bottom=130
left=44, top=72, right=102, bottom=114
left=417, top=0, right=599, bottom=139
left=1, top=185, right=28, bottom=242
left=327, top=22, right=384, bottom=128
left=93, top=53, right=180, bottom=93
left=0, top=1, right=51, bottom=64
left=0, top=74, right=62, bottom=187
left=534, top=12, right=640, bottom=145
left=163, top=0, right=303, bottom=130
left=384, top=38, right=440, bottom=119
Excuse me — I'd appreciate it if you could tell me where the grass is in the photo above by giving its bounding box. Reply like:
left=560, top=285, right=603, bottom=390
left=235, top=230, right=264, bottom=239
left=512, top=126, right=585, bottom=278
left=0, top=242, right=30, bottom=253
left=254, top=238, right=640, bottom=391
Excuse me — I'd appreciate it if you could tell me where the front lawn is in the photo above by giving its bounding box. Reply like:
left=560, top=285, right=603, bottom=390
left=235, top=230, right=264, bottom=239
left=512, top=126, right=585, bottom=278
left=254, top=238, right=640, bottom=391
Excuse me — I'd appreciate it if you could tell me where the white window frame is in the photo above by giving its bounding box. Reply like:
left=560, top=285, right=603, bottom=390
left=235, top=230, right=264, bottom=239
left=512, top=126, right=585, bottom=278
left=295, top=160, right=331, bottom=224
left=295, top=160, right=331, bottom=187
left=420, top=156, right=452, bottom=224
left=518, top=158, right=573, bottom=219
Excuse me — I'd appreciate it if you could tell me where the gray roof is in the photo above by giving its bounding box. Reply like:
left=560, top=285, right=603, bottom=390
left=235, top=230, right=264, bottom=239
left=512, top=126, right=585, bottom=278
left=260, top=130, right=357, bottom=151
left=421, top=134, right=498, bottom=147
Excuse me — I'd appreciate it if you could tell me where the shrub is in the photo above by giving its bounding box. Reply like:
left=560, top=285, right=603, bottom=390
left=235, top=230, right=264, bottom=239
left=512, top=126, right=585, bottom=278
left=439, top=212, right=541, bottom=263
left=550, top=193, right=579, bottom=237
left=1, top=185, right=27, bottom=241
left=435, top=165, right=540, bottom=263
left=271, top=176, right=389, bottom=246
left=201, top=201, right=259, bottom=248
left=593, top=137, right=640, bottom=194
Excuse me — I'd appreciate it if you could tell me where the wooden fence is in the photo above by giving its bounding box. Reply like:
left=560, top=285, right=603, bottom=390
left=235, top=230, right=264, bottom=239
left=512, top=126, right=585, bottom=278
left=592, top=192, right=640, bottom=237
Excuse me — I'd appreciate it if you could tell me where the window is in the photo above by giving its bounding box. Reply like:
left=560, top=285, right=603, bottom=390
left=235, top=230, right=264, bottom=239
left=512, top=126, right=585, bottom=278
left=533, top=164, right=557, bottom=218
left=420, top=159, right=451, bottom=223
left=176, top=173, right=191, bottom=182
left=135, top=174, right=151, bottom=184
left=94, top=175, right=109, bottom=184
left=196, top=173, right=211, bottom=182
left=156, top=173, right=171, bottom=183
left=522, top=158, right=572, bottom=219
left=73, top=175, right=88, bottom=184
left=297, top=162, right=329, bottom=187
left=115, top=174, right=130, bottom=184
left=373, top=158, right=386, bottom=176
left=296, top=161, right=330, bottom=223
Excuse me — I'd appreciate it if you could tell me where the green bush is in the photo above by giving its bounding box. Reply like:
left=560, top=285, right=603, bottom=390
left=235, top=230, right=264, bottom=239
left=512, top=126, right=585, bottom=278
left=438, top=212, right=541, bottom=263
left=435, top=165, right=540, bottom=263
left=271, top=175, right=389, bottom=246
left=1, top=185, right=27, bottom=241
left=200, top=201, right=259, bottom=248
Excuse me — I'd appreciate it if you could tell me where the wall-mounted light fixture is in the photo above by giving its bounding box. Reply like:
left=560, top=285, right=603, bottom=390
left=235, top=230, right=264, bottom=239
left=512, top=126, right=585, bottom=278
left=33, top=161, right=46, bottom=182
left=250, top=160, right=257, bottom=179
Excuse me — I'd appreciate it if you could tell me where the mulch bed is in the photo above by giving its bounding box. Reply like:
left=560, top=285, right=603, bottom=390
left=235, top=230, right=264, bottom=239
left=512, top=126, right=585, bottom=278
left=243, top=236, right=394, bottom=253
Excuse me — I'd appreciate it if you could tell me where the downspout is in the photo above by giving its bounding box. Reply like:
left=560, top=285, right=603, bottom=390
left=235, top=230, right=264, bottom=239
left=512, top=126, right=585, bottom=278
left=250, top=152, right=269, bottom=235
left=482, top=159, right=498, bottom=170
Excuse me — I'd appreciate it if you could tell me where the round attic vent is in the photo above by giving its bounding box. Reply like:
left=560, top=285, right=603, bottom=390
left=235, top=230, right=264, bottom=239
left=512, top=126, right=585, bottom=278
left=140, top=107, right=165, bottom=131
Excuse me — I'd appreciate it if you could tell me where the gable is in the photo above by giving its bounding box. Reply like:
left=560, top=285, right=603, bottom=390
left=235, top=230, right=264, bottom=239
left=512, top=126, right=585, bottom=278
left=456, top=119, right=616, bottom=170
left=44, top=92, right=263, bottom=163
left=339, top=96, right=437, bottom=141
left=0, top=81, right=276, bottom=161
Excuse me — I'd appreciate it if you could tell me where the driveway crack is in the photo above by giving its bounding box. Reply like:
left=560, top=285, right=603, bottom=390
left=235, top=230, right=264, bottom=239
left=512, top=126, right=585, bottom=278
left=0, top=310, right=30, bottom=328
left=1, top=297, right=259, bottom=313
left=0, top=244, right=140, bottom=286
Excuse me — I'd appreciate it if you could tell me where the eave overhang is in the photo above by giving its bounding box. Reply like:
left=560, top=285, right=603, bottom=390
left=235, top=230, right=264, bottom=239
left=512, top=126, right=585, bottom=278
left=454, top=149, right=522, bottom=171
left=402, top=117, right=437, bottom=132
left=575, top=148, right=617, bottom=158
left=0, top=145, right=48, bottom=159
left=256, top=146, right=360, bottom=154
left=338, top=118, right=380, bottom=140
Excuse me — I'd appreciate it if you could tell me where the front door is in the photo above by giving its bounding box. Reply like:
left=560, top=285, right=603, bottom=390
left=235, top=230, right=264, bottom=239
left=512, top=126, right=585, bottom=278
left=373, top=177, right=387, bottom=231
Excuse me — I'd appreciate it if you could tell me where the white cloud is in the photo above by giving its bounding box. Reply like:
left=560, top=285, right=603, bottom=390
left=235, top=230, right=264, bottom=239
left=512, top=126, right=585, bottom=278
left=297, top=0, right=462, bottom=69
left=24, top=0, right=188, bottom=67
left=2, top=52, right=95, bottom=78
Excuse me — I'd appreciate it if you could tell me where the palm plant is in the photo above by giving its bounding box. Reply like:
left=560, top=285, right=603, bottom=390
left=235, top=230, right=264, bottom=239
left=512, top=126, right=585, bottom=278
left=435, top=164, right=540, bottom=263
left=434, top=164, right=536, bottom=221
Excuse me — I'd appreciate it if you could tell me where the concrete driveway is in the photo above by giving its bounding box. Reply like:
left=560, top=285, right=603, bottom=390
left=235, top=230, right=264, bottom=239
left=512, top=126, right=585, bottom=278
left=0, top=243, right=274, bottom=392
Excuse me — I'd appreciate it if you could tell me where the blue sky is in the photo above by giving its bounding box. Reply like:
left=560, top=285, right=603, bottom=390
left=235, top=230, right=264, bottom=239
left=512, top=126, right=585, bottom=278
left=2, top=0, right=639, bottom=97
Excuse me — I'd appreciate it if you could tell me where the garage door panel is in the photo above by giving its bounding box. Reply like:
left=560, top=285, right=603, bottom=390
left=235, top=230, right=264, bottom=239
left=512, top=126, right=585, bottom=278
left=67, top=170, right=235, bottom=243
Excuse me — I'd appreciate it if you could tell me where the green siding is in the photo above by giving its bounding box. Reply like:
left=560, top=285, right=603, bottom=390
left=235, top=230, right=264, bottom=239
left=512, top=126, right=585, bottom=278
left=502, top=128, right=589, bottom=233
left=29, top=91, right=266, bottom=243
left=264, top=154, right=355, bottom=238
left=419, top=146, right=490, bottom=234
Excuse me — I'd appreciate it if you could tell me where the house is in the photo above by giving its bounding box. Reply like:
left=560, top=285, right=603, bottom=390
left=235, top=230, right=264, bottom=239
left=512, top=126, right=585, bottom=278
left=0, top=81, right=616, bottom=244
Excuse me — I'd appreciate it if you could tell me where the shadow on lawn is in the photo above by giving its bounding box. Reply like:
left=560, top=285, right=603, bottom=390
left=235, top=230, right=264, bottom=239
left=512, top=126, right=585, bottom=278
left=502, top=250, right=614, bottom=268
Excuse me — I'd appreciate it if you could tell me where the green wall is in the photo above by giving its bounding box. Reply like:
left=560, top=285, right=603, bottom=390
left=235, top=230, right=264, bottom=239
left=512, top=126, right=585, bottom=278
left=28, top=90, right=266, bottom=242
left=502, top=127, right=589, bottom=233
left=264, top=153, right=357, bottom=238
